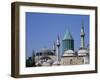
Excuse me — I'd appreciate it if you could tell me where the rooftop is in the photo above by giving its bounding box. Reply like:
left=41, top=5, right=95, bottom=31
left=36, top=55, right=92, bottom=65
left=63, top=30, right=73, bottom=40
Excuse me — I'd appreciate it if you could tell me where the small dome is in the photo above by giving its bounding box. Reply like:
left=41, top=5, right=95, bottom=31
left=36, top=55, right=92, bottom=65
left=36, top=60, right=42, bottom=66
left=64, top=50, right=74, bottom=54
left=78, top=49, right=89, bottom=56
left=63, top=50, right=75, bottom=56
left=47, top=59, right=53, bottom=63
left=53, top=61, right=60, bottom=65
left=42, top=62, right=51, bottom=66
left=78, top=49, right=88, bottom=54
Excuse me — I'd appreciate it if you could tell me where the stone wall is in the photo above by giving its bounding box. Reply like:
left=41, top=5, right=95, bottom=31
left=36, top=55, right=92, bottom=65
left=61, top=56, right=85, bottom=65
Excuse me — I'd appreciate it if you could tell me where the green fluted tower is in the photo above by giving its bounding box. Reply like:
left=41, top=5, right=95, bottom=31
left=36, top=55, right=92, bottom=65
left=62, top=31, right=74, bottom=54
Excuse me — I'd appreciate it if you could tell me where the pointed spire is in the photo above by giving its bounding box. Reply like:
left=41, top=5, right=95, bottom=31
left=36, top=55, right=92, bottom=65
left=63, top=30, right=73, bottom=40
left=82, top=21, right=84, bottom=28
left=82, top=20, right=84, bottom=30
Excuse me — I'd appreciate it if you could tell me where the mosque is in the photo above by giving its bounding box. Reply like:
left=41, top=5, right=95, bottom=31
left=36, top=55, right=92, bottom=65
left=30, top=22, right=89, bottom=67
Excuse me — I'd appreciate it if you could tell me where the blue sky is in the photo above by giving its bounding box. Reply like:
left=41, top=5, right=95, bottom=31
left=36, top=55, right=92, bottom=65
left=26, top=12, right=89, bottom=59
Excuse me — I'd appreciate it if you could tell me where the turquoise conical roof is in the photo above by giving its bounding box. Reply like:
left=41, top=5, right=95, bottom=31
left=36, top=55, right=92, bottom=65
left=63, top=30, right=73, bottom=40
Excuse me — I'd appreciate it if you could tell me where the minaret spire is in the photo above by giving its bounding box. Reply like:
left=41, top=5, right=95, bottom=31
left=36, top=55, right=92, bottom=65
left=80, top=21, right=85, bottom=48
left=56, top=34, right=60, bottom=65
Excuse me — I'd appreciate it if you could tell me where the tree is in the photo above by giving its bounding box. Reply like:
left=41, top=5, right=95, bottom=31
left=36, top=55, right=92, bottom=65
left=26, top=57, right=33, bottom=67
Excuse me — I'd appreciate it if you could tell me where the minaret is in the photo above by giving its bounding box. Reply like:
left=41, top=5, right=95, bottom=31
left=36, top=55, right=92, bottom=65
left=53, top=42, right=56, bottom=54
left=56, top=35, right=60, bottom=64
left=80, top=22, right=85, bottom=48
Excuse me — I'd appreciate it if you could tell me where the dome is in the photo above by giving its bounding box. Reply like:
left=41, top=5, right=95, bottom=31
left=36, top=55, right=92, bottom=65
left=38, top=49, right=55, bottom=56
left=78, top=49, right=89, bottom=56
left=63, top=50, right=75, bottom=56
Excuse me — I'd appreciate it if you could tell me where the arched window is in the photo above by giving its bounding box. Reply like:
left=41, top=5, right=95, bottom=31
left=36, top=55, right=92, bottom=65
left=82, top=59, right=84, bottom=64
left=70, top=59, right=73, bottom=64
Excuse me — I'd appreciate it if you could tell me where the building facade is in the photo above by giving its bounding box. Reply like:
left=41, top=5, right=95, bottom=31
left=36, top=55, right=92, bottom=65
left=26, top=22, right=89, bottom=67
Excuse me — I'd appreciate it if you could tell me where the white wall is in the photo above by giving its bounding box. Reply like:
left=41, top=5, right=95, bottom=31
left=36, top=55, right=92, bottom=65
left=0, top=0, right=100, bottom=80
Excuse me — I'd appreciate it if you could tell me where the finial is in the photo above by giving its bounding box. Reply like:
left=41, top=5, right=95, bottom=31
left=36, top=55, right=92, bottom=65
left=82, top=19, right=84, bottom=29
left=57, top=34, right=60, bottom=40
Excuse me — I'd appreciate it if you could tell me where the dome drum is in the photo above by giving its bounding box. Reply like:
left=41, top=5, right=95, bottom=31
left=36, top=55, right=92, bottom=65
left=63, top=50, right=75, bottom=56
